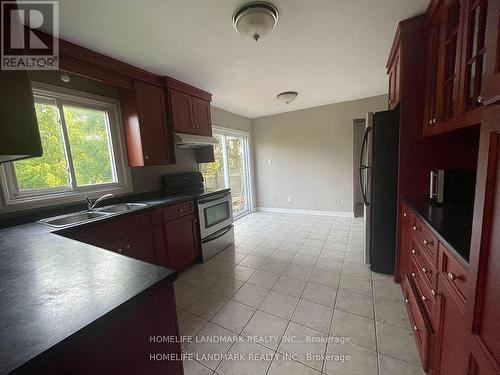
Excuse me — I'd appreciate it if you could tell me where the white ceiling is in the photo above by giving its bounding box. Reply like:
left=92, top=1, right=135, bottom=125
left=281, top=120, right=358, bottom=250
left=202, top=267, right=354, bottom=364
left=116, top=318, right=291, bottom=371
left=55, top=0, right=429, bottom=118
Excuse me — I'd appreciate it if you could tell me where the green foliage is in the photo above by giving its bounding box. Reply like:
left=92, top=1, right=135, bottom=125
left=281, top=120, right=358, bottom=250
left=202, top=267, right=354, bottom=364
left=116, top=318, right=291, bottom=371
left=13, top=102, right=114, bottom=192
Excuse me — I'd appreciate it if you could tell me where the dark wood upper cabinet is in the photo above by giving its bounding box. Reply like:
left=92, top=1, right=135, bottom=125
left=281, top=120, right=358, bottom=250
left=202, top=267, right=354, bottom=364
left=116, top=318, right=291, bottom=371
left=169, top=89, right=194, bottom=134
left=120, top=80, right=174, bottom=167
left=192, top=96, right=213, bottom=136
left=387, top=46, right=401, bottom=110
left=166, top=77, right=213, bottom=137
left=462, top=0, right=488, bottom=113
left=0, top=71, right=42, bottom=164
left=482, top=0, right=500, bottom=104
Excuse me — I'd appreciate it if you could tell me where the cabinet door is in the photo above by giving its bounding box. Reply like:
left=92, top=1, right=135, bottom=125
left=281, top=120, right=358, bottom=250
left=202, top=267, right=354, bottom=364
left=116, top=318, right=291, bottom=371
left=434, top=275, right=468, bottom=374
left=192, top=97, right=212, bottom=136
left=127, top=226, right=165, bottom=265
left=461, top=0, right=488, bottom=113
left=463, top=105, right=500, bottom=375
left=165, top=214, right=199, bottom=272
left=482, top=0, right=500, bottom=104
left=424, top=10, right=445, bottom=130
left=388, top=50, right=401, bottom=110
left=169, top=89, right=195, bottom=134
left=134, top=80, right=173, bottom=165
left=441, top=0, right=463, bottom=122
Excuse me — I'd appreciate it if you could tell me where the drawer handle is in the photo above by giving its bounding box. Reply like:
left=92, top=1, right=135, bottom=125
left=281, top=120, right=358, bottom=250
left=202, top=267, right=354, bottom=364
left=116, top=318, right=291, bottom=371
left=448, top=272, right=460, bottom=281
left=421, top=295, right=426, bottom=302
left=423, top=239, right=434, bottom=246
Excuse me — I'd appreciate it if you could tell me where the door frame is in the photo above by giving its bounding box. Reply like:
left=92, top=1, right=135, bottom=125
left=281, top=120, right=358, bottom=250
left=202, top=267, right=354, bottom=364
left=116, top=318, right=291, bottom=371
left=211, top=126, right=254, bottom=219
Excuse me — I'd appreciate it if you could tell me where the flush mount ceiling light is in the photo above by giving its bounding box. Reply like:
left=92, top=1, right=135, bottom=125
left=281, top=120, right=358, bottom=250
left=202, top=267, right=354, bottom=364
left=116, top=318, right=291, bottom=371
left=277, top=91, right=298, bottom=104
left=232, top=1, right=279, bottom=42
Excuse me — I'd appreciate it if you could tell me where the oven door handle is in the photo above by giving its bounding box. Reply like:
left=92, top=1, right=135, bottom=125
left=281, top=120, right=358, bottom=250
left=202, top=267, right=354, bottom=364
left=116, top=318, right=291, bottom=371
left=198, top=191, right=231, bottom=205
left=202, top=225, right=234, bottom=244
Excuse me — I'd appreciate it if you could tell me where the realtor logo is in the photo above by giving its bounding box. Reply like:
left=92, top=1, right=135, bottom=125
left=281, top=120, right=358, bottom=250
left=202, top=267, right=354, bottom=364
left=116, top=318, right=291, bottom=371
left=1, top=1, right=59, bottom=70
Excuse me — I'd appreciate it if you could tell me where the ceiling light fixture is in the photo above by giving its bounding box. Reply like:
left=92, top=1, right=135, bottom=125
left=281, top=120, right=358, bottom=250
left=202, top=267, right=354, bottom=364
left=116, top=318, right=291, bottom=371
left=277, top=91, right=298, bottom=104
left=232, top=1, right=279, bottom=42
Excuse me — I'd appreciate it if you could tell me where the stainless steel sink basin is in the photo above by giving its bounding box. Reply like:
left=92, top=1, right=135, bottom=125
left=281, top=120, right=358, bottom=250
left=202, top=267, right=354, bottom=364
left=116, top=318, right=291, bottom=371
left=39, top=211, right=109, bottom=228
left=97, top=203, right=147, bottom=214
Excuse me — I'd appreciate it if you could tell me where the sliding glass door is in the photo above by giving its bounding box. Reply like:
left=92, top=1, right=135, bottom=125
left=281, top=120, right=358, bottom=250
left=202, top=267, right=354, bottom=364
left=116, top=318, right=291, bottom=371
left=200, top=128, right=251, bottom=218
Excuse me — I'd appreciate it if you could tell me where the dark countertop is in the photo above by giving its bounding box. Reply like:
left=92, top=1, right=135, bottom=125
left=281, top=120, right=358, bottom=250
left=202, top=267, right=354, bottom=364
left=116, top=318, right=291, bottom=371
left=403, top=196, right=473, bottom=264
left=0, top=194, right=195, bottom=375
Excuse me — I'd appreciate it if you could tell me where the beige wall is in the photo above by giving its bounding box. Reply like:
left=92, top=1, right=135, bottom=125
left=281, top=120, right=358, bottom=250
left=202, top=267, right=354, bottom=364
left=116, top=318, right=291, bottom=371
left=252, top=94, right=387, bottom=214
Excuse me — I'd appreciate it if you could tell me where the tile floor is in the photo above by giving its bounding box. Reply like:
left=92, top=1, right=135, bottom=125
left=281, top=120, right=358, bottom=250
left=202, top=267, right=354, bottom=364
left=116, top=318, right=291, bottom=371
left=175, top=212, right=424, bottom=375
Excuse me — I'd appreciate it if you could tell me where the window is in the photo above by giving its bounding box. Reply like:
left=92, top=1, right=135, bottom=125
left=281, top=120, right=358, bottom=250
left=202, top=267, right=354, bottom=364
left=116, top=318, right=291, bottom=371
left=0, top=83, right=131, bottom=208
left=200, top=128, right=252, bottom=218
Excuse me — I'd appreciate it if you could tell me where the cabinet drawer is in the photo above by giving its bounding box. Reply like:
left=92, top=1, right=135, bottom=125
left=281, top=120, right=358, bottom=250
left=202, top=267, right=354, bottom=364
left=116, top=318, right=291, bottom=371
left=403, top=275, right=432, bottom=372
left=411, top=215, right=438, bottom=266
left=439, top=243, right=468, bottom=305
left=410, top=257, right=437, bottom=328
left=411, top=239, right=437, bottom=290
left=165, top=201, right=194, bottom=221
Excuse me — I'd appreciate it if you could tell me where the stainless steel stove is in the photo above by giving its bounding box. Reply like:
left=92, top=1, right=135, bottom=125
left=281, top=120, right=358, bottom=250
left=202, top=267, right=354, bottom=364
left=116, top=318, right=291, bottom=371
left=162, top=172, right=234, bottom=261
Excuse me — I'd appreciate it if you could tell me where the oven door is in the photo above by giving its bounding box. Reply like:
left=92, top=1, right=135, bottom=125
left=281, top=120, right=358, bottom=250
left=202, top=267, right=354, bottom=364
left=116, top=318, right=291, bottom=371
left=198, top=191, right=233, bottom=238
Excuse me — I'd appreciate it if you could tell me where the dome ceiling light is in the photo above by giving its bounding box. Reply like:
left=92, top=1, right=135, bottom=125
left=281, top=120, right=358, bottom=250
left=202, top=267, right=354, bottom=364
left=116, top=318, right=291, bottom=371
left=232, top=1, right=279, bottom=42
left=277, top=91, right=298, bottom=104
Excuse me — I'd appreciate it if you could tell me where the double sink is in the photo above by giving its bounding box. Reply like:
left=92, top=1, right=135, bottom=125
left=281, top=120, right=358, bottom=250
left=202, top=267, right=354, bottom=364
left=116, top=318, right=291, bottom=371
left=39, top=203, right=148, bottom=228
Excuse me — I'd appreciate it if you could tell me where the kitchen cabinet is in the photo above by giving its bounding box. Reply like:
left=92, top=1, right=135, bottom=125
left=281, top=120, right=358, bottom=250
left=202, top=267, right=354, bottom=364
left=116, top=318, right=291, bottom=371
left=387, top=46, right=401, bottom=109
left=62, top=209, right=167, bottom=267
left=482, top=0, right=500, bottom=104
left=433, top=272, right=468, bottom=375
left=164, top=203, right=199, bottom=272
left=166, top=77, right=213, bottom=137
left=0, top=71, right=42, bottom=163
left=463, top=104, right=500, bottom=375
left=120, top=80, right=175, bottom=167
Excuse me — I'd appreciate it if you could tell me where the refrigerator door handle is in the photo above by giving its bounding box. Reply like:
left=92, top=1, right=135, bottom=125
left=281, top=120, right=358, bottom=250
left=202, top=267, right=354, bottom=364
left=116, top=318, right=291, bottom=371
left=359, top=126, right=372, bottom=206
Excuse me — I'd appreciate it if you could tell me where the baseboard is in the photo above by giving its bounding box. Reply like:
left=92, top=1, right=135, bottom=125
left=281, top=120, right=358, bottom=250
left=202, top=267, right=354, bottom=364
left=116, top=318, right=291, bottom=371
left=256, top=207, right=354, bottom=218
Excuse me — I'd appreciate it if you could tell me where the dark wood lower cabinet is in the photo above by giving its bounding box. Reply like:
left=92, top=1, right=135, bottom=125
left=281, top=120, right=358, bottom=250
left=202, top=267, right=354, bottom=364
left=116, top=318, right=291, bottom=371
left=60, top=202, right=200, bottom=272
left=433, top=274, right=468, bottom=374
left=164, top=213, right=199, bottom=272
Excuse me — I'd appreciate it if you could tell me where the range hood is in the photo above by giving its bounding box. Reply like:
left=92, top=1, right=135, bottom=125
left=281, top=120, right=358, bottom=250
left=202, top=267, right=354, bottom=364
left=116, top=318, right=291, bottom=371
left=174, top=133, right=219, bottom=148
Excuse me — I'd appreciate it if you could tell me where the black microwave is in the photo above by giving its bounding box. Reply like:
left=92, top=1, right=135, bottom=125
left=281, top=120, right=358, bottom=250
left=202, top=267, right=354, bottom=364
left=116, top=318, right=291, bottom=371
left=429, top=169, right=476, bottom=204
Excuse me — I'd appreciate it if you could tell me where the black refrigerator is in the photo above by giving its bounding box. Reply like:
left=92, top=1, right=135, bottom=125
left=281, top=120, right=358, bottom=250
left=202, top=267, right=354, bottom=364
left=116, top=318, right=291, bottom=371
left=359, top=108, right=400, bottom=275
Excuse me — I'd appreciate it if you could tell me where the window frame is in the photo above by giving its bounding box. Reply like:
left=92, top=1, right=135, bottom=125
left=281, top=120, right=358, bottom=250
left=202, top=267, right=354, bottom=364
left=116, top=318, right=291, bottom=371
left=0, top=82, right=132, bottom=210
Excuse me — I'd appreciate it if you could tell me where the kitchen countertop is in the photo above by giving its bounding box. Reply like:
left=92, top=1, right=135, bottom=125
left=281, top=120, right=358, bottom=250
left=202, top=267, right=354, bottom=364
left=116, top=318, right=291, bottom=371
left=0, top=194, right=195, bottom=374
left=403, top=196, right=473, bottom=264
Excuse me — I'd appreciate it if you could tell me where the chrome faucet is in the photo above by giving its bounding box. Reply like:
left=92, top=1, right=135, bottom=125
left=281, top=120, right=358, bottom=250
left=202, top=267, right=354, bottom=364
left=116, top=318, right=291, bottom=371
left=86, top=193, right=114, bottom=211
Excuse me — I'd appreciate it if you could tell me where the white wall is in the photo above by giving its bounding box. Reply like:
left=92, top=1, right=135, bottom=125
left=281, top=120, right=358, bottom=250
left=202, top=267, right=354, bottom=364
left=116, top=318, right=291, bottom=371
left=251, top=95, right=387, bottom=215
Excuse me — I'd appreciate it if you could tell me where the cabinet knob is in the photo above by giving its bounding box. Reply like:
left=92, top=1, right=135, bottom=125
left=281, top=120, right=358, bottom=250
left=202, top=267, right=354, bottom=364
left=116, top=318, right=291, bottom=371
left=179, top=208, right=183, bottom=213
left=421, top=295, right=426, bottom=302
left=413, top=325, right=418, bottom=332
left=421, top=267, right=427, bottom=274
left=405, top=298, right=409, bottom=304
left=431, top=289, right=437, bottom=298
left=403, top=212, right=407, bottom=217
left=118, top=248, right=122, bottom=253
left=145, top=155, right=150, bottom=160
left=411, top=249, right=416, bottom=255
left=411, top=272, right=416, bottom=278
left=423, top=239, right=433, bottom=246
left=428, top=120, right=432, bottom=125
left=412, top=226, right=417, bottom=231
left=432, top=118, right=437, bottom=124
left=477, top=95, right=484, bottom=103
left=126, top=244, right=130, bottom=249
left=448, top=272, right=458, bottom=281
